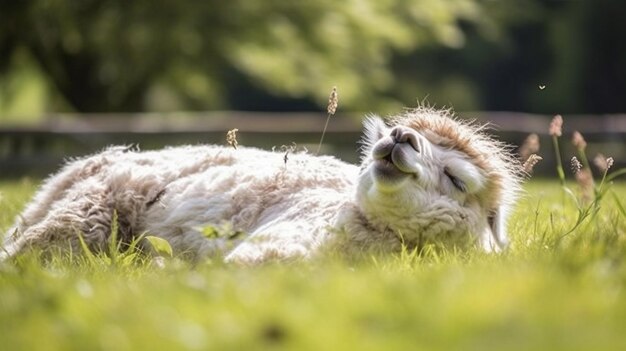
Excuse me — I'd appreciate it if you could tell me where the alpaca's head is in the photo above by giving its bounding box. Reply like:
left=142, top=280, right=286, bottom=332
left=356, top=107, right=522, bottom=251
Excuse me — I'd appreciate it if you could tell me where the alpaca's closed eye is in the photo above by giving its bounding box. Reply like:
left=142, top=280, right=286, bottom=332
left=444, top=168, right=467, bottom=192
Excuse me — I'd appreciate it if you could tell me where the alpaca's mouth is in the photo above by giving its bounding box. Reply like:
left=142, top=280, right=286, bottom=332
left=373, top=157, right=408, bottom=178
left=381, top=153, right=394, bottom=166
left=371, top=142, right=420, bottom=187
left=369, top=126, right=428, bottom=189
left=373, top=140, right=420, bottom=170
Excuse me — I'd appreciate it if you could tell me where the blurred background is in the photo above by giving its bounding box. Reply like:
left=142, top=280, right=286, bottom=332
left=1, top=0, right=625, bottom=177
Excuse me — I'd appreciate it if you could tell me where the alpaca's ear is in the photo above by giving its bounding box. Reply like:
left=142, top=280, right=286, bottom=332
left=361, top=116, right=388, bottom=149
left=360, top=116, right=389, bottom=161
left=482, top=207, right=509, bottom=251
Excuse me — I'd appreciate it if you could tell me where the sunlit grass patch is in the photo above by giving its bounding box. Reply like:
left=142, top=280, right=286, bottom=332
left=0, top=179, right=625, bottom=350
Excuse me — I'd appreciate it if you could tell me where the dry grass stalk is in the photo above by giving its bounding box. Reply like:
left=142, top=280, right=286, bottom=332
left=522, top=154, right=542, bottom=174
left=519, top=133, right=540, bottom=162
left=316, top=86, right=339, bottom=155
left=226, top=128, right=239, bottom=149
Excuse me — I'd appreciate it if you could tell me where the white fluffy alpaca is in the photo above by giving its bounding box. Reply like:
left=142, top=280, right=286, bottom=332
left=1, top=108, right=522, bottom=264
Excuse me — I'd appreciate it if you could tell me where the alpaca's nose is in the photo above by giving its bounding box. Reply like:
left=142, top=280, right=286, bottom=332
left=390, top=126, right=420, bottom=152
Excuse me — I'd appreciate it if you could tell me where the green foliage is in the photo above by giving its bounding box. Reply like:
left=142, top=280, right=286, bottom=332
left=2, top=0, right=626, bottom=117
left=0, top=0, right=502, bottom=115
left=3, top=1, right=626, bottom=115
left=145, top=236, right=173, bottom=258
left=1, top=179, right=626, bottom=350
left=198, top=223, right=243, bottom=241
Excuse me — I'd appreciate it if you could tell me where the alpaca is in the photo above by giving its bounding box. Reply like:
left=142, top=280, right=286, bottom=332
left=1, top=108, right=522, bottom=264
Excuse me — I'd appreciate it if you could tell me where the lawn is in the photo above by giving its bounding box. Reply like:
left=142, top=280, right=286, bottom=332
left=1, top=178, right=626, bottom=350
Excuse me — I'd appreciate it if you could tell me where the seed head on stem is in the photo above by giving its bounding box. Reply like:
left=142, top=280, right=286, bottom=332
left=316, top=86, right=339, bottom=155
left=226, top=128, right=239, bottom=149
left=550, top=114, right=566, bottom=187
left=572, top=131, right=587, bottom=151
left=571, top=156, right=582, bottom=174
left=571, top=130, right=594, bottom=186
left=607, top=157, right=614, bottom=170
left=523, top=154, right=543, bottom=174
left=549, top=114, right=563, bottom=137
left=327, top=87, right=338, bottom=116
left=593, top=153, right=609, bottom=172
left=519, top=133, right=540, bottom=162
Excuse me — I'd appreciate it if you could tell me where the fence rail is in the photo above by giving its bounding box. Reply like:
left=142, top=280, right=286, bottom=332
left=1, top=111, right=625, bottom=178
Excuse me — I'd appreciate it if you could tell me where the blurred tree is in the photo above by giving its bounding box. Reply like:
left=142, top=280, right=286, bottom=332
left=3, top=0, right=625, bottom=116
left=0, top=0, right=495, bottom=114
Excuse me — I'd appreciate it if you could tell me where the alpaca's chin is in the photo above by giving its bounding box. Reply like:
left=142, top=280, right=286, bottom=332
left=370, top=160, right=412, bottom=192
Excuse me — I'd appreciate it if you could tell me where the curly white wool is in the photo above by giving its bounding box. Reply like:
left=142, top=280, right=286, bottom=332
left=1, top=108, right=522, bottom=264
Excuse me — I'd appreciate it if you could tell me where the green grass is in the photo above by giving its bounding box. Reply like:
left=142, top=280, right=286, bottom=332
left=1, top=179, right=626, bottom=350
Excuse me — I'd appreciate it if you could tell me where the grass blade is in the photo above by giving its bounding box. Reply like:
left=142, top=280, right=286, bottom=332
left=145, top=236, right=173, bottom=257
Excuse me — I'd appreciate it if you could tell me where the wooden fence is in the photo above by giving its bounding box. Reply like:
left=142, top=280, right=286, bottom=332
left=1, top=111, right=624, bottom=178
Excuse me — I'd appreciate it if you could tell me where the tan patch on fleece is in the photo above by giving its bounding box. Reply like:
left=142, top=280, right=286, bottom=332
left=395, top=111, right=505, bottom=210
